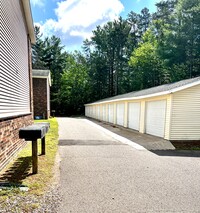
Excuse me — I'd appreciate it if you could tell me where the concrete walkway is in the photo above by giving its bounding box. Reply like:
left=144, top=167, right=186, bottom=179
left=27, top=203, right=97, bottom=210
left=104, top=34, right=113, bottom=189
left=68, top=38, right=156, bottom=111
left=58, top=117, right=200, bottom=213
left=89, top=118, right=175, bottom=150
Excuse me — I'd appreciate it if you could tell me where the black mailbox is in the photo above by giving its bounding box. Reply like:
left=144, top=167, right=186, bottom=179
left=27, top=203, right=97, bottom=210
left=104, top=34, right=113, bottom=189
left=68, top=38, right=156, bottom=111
left=19, top=123, right=50, bottom=141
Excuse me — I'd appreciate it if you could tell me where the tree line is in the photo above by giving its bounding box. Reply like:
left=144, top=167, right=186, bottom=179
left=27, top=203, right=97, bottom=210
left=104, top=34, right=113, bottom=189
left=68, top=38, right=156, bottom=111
left=32, top=0, right=200, bottom=115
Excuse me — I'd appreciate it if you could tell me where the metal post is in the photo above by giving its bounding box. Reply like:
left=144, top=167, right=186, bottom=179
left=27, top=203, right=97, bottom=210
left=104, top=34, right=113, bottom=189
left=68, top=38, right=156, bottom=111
left=32, top=140, right=38, bottom=174
left=41, top=137, right=45, bottom=155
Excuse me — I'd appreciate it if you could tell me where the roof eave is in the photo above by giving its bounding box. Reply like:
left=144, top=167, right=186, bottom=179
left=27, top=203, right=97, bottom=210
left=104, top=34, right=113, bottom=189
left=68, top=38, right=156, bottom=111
left=32, top=74, right=52, bottom=87
left=85, top=79, right=200, bottom=106
left=84, top=91, right=171, bottom=106
left=21, top=0, right=36, bottom=44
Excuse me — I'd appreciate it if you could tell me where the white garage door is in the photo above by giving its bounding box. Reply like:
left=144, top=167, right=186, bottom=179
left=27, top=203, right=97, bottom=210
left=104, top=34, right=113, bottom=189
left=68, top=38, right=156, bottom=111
left=89, top=106, right=92, bottom=117
left=102, top=105, right=107, bottom=121
left=128, top=102, right=140, bottom=131
left=97, top=106, right=100, bottom=119
left=146, top=100, right=166, bottom=137
left=92, top=106, right=96, bottom=118
left=116, top=103, right=124, bottom=126
left=108, top=104, right=114, bottom=123
left=85, top=107, right=88, bottom=117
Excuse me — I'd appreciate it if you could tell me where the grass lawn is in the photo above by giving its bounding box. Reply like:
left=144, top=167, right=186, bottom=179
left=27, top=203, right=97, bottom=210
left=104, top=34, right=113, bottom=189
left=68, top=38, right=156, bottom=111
left=0, top=118, right=59, bottom=205
left=172, top=141, right=200, bottom=150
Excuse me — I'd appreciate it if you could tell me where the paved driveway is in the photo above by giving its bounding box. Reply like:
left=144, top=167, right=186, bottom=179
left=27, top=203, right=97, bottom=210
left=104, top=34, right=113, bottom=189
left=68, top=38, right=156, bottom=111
left=58, top=117, right=200, bottom=213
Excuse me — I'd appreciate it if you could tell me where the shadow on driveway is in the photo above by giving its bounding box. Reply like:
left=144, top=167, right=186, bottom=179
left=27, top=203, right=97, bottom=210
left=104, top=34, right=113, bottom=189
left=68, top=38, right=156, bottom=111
left=72, top=117, right=200, bottom=158
left=59, top=139, right=125, bottom=146
left=87, top=118, right=175, bottom=151
left=151, top=150, right=200, bottom=158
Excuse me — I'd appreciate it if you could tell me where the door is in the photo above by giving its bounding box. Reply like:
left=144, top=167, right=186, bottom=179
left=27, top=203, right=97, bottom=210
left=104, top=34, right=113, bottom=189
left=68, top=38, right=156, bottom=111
left=97, top=105, right=100, bottom=119
left=102, top=105, right=107, bottom=121
left=116, top=103, right=124, bottom=126
left=146, top=100, right=166, bottom=137
left=108, top=104, right=114, bottom=123
left=128, top=102, right=140, bottom=131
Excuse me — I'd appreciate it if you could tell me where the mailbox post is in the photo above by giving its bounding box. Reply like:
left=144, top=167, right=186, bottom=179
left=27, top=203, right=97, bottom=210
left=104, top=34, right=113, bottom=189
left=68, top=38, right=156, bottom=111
left=19, top=123, right=50, bottom=174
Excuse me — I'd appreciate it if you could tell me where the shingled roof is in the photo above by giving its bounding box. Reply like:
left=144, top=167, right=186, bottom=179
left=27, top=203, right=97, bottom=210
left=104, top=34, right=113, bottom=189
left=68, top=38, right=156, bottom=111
left=86, top=76, right=200, bottom=105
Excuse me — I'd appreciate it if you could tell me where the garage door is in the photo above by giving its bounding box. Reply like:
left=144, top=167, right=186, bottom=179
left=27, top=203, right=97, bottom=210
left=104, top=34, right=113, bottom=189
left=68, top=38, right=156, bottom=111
left=108, top=104, right=114, bottom=123
left=146, top=100, right=166, bottom=137
left=89, top=106, right=92, bottom=117
left=85, top=107, right=88, bottom=117
left=116, top=103, right=124, bottom=126
left=102, top=105, right=107, bottom=121
left=92, top=106, right=96, bottom=118
left=97, top=106, right=100, bottom=119
left=128, top=102, right=140, bottom=131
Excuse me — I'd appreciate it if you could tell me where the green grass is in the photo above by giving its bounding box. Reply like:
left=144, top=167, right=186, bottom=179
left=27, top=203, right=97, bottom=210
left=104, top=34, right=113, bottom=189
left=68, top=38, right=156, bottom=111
left=172, top=141, right=200, bottom=150
left=0, top=118, right=59, bottom=198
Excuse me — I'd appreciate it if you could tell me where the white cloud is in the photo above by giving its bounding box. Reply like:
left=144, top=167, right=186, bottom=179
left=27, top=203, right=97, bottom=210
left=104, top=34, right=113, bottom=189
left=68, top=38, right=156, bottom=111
left=70, top=30, right=93, bottom=39
left=54, top=0, right=124, bottom=33
left=38, top=0, right=124, bottom=47
left=30, top=0, right=45, bottom=7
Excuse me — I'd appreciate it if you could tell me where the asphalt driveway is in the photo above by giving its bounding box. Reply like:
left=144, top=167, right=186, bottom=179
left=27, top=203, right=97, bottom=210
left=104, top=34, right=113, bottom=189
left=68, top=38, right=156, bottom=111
left=58, top=117, right=200, bottom=213
left=88, top=118, right=175, bottom=151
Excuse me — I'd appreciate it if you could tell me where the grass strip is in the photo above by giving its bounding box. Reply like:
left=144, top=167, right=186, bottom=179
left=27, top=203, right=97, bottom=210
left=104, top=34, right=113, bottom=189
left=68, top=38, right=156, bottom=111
left=0, top=117, right=59, bottom=197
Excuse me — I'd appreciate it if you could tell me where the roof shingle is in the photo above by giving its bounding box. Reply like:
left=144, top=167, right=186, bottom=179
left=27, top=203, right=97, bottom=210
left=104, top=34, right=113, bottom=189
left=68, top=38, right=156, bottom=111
left=88, top=76, right=200, bottom=105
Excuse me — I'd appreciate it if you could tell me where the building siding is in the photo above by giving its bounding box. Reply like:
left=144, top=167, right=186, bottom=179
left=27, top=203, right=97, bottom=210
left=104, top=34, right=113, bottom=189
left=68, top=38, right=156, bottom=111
left=85, top=82, right=200, bottom=141
left=0, top=0, right=34, bottom=171
left=164, top=95, right=172, bottom=140
left=170, top=84, right=200, bottom=140
left=0, top=0, right=31, bottom=119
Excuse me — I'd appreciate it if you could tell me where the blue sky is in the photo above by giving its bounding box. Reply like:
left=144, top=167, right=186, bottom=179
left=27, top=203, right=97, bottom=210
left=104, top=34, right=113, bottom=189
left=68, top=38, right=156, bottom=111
left=30, top=0, right=159, bottom=52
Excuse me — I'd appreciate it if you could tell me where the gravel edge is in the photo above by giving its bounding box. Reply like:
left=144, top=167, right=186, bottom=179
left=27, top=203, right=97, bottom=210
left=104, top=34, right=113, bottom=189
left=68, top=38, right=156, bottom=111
left=0, top=151, right=62, bottom=213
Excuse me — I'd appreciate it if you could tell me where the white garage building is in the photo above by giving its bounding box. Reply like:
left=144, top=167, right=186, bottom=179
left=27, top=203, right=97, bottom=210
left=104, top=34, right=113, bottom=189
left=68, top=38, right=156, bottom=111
left=85, top=77, right=200, bottom=141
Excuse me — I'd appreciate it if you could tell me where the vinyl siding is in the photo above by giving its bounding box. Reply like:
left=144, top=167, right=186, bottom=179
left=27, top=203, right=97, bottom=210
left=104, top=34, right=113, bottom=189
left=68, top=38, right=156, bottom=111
left=85, top=86, right=200, bottom=141
left=164, top=95, right=172, bottom=140
left=0, top=0, right=30, bottom=119
left=170, top=84, right=200, bottom=140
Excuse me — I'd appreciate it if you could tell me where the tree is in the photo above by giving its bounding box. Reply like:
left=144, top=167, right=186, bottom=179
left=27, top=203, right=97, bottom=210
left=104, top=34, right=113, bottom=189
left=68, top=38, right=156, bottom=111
left=152, top=0, right=200, bottom=81
left=88, top=17, right=131, bottom=96
left=59, top=52, right=90, bottom=114
left=32, top=27, right=68, bottom=114
left=32, top=26, right=47, bottom=69
left=129, top=30, right=167, bottom=90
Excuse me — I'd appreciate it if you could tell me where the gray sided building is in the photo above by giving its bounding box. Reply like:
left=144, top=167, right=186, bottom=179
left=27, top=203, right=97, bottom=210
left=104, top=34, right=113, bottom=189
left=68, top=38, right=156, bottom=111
left=0, top=0, right=35, bottom=170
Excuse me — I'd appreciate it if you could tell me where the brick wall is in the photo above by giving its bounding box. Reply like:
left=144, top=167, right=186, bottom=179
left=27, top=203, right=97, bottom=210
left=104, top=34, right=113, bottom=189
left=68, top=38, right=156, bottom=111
left=0, top=114, right=33, bottom=171
left=33, top=78, right=48, bottom=119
